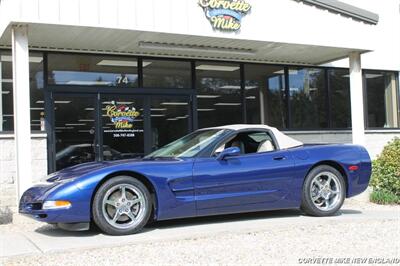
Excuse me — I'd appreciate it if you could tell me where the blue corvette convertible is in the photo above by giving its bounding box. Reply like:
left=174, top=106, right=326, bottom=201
left=20, top=125, right=371, bottom=235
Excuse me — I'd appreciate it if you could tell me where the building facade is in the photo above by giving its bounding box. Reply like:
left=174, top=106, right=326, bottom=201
left=0, top=0, right=399, bottom=220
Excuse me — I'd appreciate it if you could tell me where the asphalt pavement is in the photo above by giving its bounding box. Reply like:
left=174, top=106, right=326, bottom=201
left=1, top=199, right=399, bottom=260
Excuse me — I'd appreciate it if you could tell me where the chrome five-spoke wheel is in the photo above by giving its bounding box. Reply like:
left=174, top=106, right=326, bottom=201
left=301, top=165, right=345, bottom=216
left=93, top=176, right=152, bottom=235
left=102, top=184, right=146, bottom=230
left=310, top=172, right=342, bottom=211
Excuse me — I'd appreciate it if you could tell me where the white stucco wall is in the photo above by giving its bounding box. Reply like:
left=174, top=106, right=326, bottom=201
left=0, top=0, right=377, bottom=51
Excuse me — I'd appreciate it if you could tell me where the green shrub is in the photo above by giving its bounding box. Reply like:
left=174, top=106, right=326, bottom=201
left=370, top=137, right=400, bottom=204
left=370, top=189, right=400, bottom=205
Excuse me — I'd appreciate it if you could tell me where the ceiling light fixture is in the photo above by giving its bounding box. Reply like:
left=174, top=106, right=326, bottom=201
left=160, top=102, right=188, bottom=106
left=175, top=116, right=189, bottom=119
left=66, top=81, right=112, bottom=86
left=1, top=55, right=43, bottom=63
left=198, top=109, right=216, bottom=112
left=196, top=65, right=239, bottom=72
left=214, top=103, right=242, bottom=106
left=65, top=123, right=86, bottom=126
left=365, top=74, right=383, bottom=79
left=97, top=60, right=152, bottom=67
left=197, top=95, right=221, bottom=99
left=218, top=85, right=241, bottom=90
left=138, top=41, right=256, bottom=56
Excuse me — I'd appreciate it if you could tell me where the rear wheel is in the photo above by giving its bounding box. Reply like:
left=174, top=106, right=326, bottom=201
left=301, top=165, right=346, bottom=216
left=92, top=176, right=152, bottom=235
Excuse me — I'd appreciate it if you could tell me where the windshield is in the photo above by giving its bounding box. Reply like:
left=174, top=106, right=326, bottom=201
left=145, top=129, right=227, bottom=158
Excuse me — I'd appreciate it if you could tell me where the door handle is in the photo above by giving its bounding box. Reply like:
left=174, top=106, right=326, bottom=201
left=273, top=156, right=286, bottom=161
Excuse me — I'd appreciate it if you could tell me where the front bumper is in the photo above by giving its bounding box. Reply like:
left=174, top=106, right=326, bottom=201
left=19, top=183, right=91, bottom=224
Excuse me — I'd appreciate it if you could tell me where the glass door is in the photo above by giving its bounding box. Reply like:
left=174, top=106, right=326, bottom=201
left=149, top=96, right=191, bottom=151
left=100, top=95, right=146, bottom=160
left=53, top=94, right=98, bottom=171
left=50, top=93, right=192, bottom=171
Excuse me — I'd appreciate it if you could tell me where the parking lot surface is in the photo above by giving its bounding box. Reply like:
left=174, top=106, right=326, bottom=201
left=1, top=199, right=399, bottom=265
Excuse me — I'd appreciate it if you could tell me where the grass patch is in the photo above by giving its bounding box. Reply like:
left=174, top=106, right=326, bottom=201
left=370, top=189, right=400, bottom=205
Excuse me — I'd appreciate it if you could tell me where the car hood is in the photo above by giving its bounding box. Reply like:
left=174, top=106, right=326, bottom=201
left=48, top=157, right=187, bottom=182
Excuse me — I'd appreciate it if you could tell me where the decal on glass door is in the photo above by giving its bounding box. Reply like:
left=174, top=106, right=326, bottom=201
left=104, top=101, right=143, bottom=138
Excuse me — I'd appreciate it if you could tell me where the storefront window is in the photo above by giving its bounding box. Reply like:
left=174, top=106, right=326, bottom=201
left=196, top=62, right=242, bottom=128
left=47, top=54, right=138, bottom=87
left=150, top=97, right=190, bottom=151
left=328, top=69, right=351, bottom=128
left=0, top=51, right=44, bottom=132
left=30, top=52, right=45, bottom=131
left=0, top=51, right=13, bottom=131
left=143, top=59, right=191, bottom=88
left=244, top=64, right=286, bottom=128
left=365, top=70, right=399, bottom=128
left=288, top=68, right=328, bottom=129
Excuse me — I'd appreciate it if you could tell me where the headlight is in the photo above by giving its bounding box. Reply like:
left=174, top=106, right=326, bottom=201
left=42, top=200, right=72, bottom=210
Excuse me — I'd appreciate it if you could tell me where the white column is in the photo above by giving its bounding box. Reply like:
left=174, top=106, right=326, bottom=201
left=0, top=61, right=3, bottom=131
left=12, top=25, right=32, bottom=201
left=349, top=52, right=365, bottom=145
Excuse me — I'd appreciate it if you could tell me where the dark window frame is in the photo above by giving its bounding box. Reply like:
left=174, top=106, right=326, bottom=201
left=0, top=48, right=398, bottom=134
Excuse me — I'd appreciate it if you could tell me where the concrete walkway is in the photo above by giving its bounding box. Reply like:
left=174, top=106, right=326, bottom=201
left=1, top=202, right=399, bottom=259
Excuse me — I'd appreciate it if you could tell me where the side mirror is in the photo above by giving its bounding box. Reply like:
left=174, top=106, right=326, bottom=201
left=217, top=147, right=241, bottom=160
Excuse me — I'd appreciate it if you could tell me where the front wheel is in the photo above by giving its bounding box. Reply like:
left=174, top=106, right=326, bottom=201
left=92, top=176, right=152, bottom=235
left=301, top=165, right=346, bottom=216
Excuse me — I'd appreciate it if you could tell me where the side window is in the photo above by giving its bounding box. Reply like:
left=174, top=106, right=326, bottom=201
left=247, top=132, right=276, bottom=153
left=213, top=131, right=276, bottom=156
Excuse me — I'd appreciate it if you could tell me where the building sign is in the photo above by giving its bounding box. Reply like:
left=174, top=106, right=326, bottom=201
left=198, top=0, right=251, bottom=32
left=104, top=101, right=142, bottom=138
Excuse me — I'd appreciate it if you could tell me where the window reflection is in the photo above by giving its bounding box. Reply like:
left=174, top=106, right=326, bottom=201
left=365, top=71, right=399, bottom=128
left=0, top=51, right=44, bottom=132
left=54, top=96, right=96, bottom=170
left=289, top=68, right=327, bottom=129
left=150, top=97, right=190, bottom=151
left=30, top=52, right=45, bottom=131
left=329, top=69, right=351, bottom=128
left=245, top=64, right=286, bottom=128
left=0, top=51, right=13, bottom=131
left=48, top=54, right=138, bottom=87
left=196, top=62, right=242, bottom=128
left=143, top=60, right=191, bottom=88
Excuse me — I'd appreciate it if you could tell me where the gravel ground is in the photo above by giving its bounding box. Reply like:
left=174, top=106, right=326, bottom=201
left=1, top=200, right=399, bottom=266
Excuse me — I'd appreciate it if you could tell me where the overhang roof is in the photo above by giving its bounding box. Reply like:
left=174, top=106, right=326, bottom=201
left=298, top=0, right=379, bottom=24
left=0, top=23, right=368, bottom=66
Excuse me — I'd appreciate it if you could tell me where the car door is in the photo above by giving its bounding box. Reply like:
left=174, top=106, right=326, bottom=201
left=193, top=131, right=296, bottom=216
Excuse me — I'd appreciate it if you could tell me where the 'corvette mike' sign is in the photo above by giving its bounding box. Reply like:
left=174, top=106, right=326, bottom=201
left=198, top=0, right=252, bottom=32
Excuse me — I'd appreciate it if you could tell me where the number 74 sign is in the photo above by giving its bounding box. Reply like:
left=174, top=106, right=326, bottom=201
left=116, top=75, right=129, bottom=85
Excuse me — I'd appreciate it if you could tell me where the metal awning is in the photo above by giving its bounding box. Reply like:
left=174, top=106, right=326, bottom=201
left=0, top=23, right=369, bottom=66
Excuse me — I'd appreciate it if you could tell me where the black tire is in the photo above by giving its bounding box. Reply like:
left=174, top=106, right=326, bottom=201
left=300, top=165, right=346, bottom=216
left=92, top=176, right=152, bottom=235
